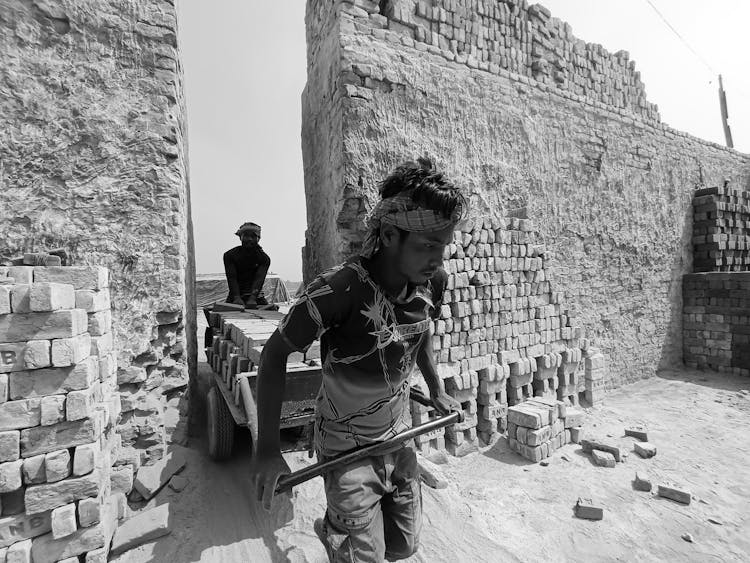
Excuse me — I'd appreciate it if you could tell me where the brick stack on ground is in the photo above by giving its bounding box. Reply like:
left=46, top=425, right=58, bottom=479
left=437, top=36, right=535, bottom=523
left=683, top=272, right=750, bottom=376
left=0, top=266, right=125, bottom=562
left=412, top=215, right=592, bottom=455
left=507, top=397, right=584, bottom=462
left=683, top=185, right=750, bottom=377
left=691, top=185, right=750, bottom=273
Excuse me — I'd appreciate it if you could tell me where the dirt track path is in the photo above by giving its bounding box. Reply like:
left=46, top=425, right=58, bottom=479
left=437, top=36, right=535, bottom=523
left=112, top=367, right=750, bottom=563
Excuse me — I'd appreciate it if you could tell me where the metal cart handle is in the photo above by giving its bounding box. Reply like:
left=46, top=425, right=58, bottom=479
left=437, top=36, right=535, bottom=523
left=274, top=388, right=462, bottom=495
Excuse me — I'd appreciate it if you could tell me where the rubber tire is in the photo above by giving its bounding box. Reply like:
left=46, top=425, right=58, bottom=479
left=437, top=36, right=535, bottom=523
left=207, top=386, right=235, bottom=461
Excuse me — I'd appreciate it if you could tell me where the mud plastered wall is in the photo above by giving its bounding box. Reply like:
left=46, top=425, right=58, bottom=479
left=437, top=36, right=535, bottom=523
left=0, top=0, right=195, bottom=461
left=301, top=0, right=750, bottom=388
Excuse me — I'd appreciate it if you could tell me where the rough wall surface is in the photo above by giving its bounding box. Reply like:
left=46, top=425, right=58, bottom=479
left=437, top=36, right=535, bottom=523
left=0, top=0, right=194, bottom=460
left=302, top=0, right=750, bottom=388
left=302, top=0, right=347, bottom=282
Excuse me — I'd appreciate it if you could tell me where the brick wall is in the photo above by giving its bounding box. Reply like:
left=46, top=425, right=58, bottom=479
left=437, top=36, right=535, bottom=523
left=0, top=266, right=126, bottom=562
left=0, top=0, right=194, bottom=461
left=301, top=0, right=750, bottom=389
left=683, top=273, right=750, bottom=377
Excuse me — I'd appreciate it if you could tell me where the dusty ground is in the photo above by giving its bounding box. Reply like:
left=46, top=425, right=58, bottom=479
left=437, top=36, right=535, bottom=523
left=110, top=365, right=750, bottom=563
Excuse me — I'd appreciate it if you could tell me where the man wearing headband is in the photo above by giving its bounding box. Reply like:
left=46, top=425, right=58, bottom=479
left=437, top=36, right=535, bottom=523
left=223, top=222, right=271, bottom=308
left=252, top=158, right=466, bottom=562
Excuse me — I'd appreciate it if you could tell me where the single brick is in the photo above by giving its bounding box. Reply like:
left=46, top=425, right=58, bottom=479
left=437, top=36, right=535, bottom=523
left=625, top=427, right=648, bottom=441
left=110, top=503, right=171, bottom=556
left=507, top=406, right=543, bottom=429
left=85, top=546, right=108, bottom=563
left=634, top=442, right=657, bottom=459
left=66, top=387, right=93, bottom=422
left=87, top=311, right=111, bottom=336
left=657, top=484, right=691, bottom=505
left=0, top=399, right=41, bottom=431
left=89, top=333, right=113, bottom=357
left=0, top=341, right=51, bottom=373
left=51, top=334, right=91, bottom=367
left=7, top=267, right=32, bottom=285
left=575, top=498, right=604, bottom=520
left=6, top=538, right=32, bottom=562
left=29, top=283, right=76, bottom=312
left=110, top=465, right=134, bottom=496
left=581, top=439, right=621, bottom=462
left=0, top=374, right=6, bottom=403
left=0, top=510, right=52, bottom=548
left=33, top=266, right=108, bottom=290
left=526, top=425, right=550, bottom=447
left=570, top=426, right=583, bottom=444
left=10, top=357, right=98, bottom=400
left=10, top=285, right=30, bottom=313
left=0, top=286, right=10, bottom=315
left=0, top=460, right=24, bottom=493
left=634, top=472, right=652, bottom=492
left=22, top=454, right=46, bottom=485
left=73, top=443, right=99, bottom=477
left=51, top=503, right=78, bottom=539
left=77, top=496, right=102, bottom=527
left=0, top=431, right=20, bottom=462
left=40, top=395, right=66, bottom=426
left=24, top=469, right=101, bottom=514
left=21, top=418, right=98, bottom=458
left=74, top=289, right=111, bottom=313
left=0, top=310, right=87, bottom=343
left=591, top=450, right=616, bottom=468
left=45, top=449, right=71, bottom=483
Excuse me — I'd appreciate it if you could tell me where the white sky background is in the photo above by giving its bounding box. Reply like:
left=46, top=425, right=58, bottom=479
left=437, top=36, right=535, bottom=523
left=177, top=0, right=749, bottom=281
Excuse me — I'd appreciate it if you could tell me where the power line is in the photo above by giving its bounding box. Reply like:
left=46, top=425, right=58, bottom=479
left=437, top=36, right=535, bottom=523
left=643, top=0, right=716, bottom=76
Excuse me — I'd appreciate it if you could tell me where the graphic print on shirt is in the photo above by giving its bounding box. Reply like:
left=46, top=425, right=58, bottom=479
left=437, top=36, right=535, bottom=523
left=277, top=258, right=444, bottom=455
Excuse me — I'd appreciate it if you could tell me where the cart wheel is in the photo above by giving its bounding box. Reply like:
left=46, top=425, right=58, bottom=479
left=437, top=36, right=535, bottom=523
left=207, top=387, right=235, bottom=460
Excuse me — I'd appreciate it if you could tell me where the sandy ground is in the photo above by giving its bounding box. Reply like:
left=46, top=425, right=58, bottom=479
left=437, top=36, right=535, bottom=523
left=110, top=363, right=750, bottom=563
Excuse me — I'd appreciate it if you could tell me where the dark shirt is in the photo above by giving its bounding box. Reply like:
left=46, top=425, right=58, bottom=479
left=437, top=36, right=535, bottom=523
left=277, top=256, right=447, bottom=456
left=223, top=245, right=271, bottom=298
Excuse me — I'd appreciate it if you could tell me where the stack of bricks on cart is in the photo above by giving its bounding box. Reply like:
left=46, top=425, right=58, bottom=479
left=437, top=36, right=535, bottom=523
left=691, top=185, right=750, bottom=273
left=0, top=265, right=125, bottom=562
left=412, top=215, right=592, bottom=455
left=506, top=398, right=584, bottom=462
left=683, top=185, right=750, bottom=377
left=204, top=310, right=321, bottom=419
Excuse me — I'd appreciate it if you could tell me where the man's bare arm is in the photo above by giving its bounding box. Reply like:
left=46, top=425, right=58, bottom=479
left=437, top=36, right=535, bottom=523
left=251, top=329, right=295, bottom=510
left=416, top=325, right=462, bottom=415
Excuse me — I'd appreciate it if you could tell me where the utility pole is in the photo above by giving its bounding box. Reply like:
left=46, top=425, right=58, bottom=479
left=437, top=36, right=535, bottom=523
left=718, top=74, right=734, bottom=149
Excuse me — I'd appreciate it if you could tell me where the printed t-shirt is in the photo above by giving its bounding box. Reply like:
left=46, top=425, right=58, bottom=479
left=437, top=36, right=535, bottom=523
left=277, top=257, right=447, bottom=457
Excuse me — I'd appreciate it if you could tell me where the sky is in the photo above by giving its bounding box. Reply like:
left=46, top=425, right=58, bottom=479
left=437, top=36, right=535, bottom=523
left=176, top=0, right=749, bottom=281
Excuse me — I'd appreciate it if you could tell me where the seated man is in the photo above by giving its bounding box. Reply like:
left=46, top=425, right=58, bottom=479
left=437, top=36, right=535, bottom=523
left=223, top=222, right=271, bottom=308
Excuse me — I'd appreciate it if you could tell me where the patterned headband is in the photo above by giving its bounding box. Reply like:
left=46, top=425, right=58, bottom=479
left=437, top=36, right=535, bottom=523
left=360, top=192, right=461, bottom=258
left=236, top=222, right=261, bottom=236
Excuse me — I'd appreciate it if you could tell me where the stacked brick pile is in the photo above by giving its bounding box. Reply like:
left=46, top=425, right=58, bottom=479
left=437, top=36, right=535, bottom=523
left=506, top=398, right=584, bottom=462
left=584, top=348, right=606, bottom=404
left=683, top=185, right=750, bottom=376
left=411, top=216, right=587, bottom=454
left=683, top=273, right=750, bottom=376
left=342, top=0, right=659, bottom=121
left=692, top=185, right=750, bottom=272
left=0, top=266, right=124, bottom=562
